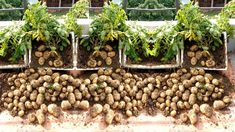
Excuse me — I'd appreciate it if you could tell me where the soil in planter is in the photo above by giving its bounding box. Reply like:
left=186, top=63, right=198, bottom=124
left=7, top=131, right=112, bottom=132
left=183, top=40, right=226, bottom=69
left=30, top=36, right=73, bottom=69
left=0, top=54, right=24, bottom=66
left=126, top=52, right=177, bottom=66
left=77, top=39, right=121, bottom=69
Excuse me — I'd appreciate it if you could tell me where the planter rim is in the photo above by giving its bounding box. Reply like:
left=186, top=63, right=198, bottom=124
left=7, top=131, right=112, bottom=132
left=181, top=32, right=228, bottom=71
left=0, top=53, right=28, bottom=69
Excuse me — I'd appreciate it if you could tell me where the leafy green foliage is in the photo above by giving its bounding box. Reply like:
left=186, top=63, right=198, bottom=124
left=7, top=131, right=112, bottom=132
left=128, top=0, right=175, bottom=21
left=0, top=25, right=31, bottom=62
left=0, top=0, right=23, bottom=21
left=121, top=23, right=183, bottom=62
left=82, top=2, right=128, bottom=51
left=216, top=0, right=234, bottom=38
left=65, top=0, right=89, bottom=37
left=176, top=2, right=223, bottom=51
left=23, top=2, right=70, bottom=52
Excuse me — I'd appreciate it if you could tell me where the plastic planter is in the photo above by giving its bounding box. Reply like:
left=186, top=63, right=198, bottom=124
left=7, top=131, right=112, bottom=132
left=28, top=32, right=76, bottom=70
left=181, top=32, right=228, bottom=70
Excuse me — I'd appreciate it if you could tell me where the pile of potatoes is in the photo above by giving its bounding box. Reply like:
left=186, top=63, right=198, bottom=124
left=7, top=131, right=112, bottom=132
left=87, top=45, right=116, bottom=67
left=0, top=68, right=232, bottom=125
left=34, top=45, right=64, bottom=67
left=187, top=45, right=216, bottom=67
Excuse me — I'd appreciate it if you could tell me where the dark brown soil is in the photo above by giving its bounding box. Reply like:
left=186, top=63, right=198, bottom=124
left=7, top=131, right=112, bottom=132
left=126, top=54, right=177, bottom=66
left=182, top=40, right=226, bottom=69
left=0, top=54, right=24, bottom=66
left=77, top=39, right=121, bottom=69
left=30, top=36, right=73, bottom=69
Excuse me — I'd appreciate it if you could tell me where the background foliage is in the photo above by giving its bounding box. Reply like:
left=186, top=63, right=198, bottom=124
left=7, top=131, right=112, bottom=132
left=0, top=0, right=23, bottom=21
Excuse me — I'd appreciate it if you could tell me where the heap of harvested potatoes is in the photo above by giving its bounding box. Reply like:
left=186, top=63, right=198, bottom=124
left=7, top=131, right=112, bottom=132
left=87, top=45, right=116, bottom=67
left=0, top=68, right=232, bottom=125
left=187, top=45, right=216, bottom=67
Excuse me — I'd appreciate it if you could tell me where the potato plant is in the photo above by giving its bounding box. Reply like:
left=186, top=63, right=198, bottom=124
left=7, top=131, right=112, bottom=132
left=0, top=25, right=31, bottom=63
left=121, top=23, right=183, bottom=63
left=65, top=0, right=89, bottom=37
left=23, top=2, right=70, bottom=67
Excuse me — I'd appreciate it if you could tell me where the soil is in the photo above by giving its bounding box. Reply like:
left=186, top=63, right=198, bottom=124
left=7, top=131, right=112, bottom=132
left=182, top=39, right=226, bottom=69
left=77, top=39, right=121, bottom=69
left=126, top=54, right=177, bottom=66
left=0, top=54, right=24, bottom=66
left=30, top=35, right=73, bottom=69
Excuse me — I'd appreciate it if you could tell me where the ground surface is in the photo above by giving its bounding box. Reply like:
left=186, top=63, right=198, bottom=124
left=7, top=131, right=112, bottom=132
left=0, top=53, right=235, bottom=132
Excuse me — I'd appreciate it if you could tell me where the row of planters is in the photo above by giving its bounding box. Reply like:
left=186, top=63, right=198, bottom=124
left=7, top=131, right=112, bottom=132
left=0, top=1, right=234, bottom=70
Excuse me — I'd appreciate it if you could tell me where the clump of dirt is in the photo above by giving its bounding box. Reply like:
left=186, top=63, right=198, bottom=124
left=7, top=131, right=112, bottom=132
left=0, top=68, right=233, bottom=126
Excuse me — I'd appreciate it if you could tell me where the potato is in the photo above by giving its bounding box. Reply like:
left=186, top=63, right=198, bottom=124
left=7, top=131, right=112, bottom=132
left=190, top=57, right=197, bottom=65
left=105, top=110, right=115, bottom=125
left=213, top=100, right=225, bottom=110
left=106, top=94, right=114, bottom=105
left=195, top=51, right=202, bottom=60
left=170, top=110, right=177, bottom=117
left=90, top=104, right=103, bottom=118
left=35, top=51, right=43, bottom=58
left=114, top=113, right=122, bottom=123
left=105, top=57, right=112, bottom=66
left=28, top=113, right=36, bottom=123
left=43, top=51, right=50, bottom=60
left=126, top=110, right=132, bottom=117
left=223, top=96, right=231, bottom=104
left=190, top=45, right=198, bottom=51
left=40, top=104, right=48, bottom=113
left=108, top=51, right=116, bottom=58
left=187, top=51, right=195, bottom=58
left=188, top=94, right=197, bottom=105
left=53, top=59, right=63, bottom=67
left=206, top=59, right=216, bottom=67
left=48, top=104, right=60, bottom=117
left=38, top=57, right=45, bottom=65
left=68, top=93, right=76, bottom=104
left=36, top=110, right=46, bottom=125
left=25, top=101, right=33, bottom=109
left=18, top=110, right=24, bottom=117
left=104, top=45, right=113, bottom=52
left=200, top=104, right=212, bottom=117
left=61, top=100, right=72, bottom=110
left=180, top=113, right=188, bottom=123
left=78, top=100, right=89, bottom=110
left=188, top=110, right=197, bottom=125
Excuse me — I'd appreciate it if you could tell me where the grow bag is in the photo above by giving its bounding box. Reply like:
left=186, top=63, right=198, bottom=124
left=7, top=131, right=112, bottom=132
left=28, top=32, right=76, bottom=70
left=181, top=32, right=228, bottom=70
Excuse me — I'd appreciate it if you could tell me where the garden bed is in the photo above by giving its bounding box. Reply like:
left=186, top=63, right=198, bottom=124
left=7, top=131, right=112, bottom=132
left=181, top=32, right=228, bottom=70
left=29, top=33, right=75, bottom=70
left=0, top=53, right=28, bottom=69
left=76, top=36, right=122, bottom=70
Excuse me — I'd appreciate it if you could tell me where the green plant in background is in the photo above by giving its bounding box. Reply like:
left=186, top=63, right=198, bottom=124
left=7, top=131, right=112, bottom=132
left=216, top=0, right=234, bottom=38
left=65, top=0, right=89, bottom=37
left=81, top=1, right=128, bottom=51
left=0, top=0, right=23, bottom=21
left=121, top=23, right=183, bottom=63
left=176, top=2, right=223, bottom=51
left=0, top=25, right=31, bottom=62
left=127, top=0, right=175, bottom=21
left=23, top=2, right=70, bottom=52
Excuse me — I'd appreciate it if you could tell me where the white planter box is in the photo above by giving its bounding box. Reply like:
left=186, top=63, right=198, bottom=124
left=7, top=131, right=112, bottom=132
left=0, top=53, right=28, bottom=69
left=122, top=46, right=180, bottom=69
left=28, top=32, right=76, bottom=70
left=181, top=32, right=228, bottom=70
